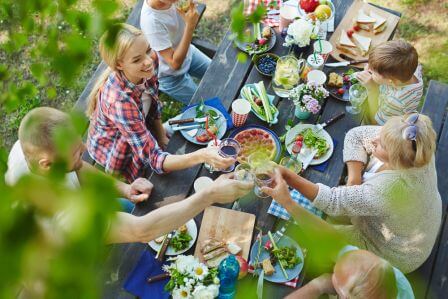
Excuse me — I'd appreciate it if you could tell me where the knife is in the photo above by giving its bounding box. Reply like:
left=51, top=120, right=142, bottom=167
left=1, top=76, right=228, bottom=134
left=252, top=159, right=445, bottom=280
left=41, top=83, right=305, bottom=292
left=155, top=231, right=175, bottom=262
left=172, top=124, right=202, bottom=131
left=169, top=117, right=207, bottom=125
left=147, top=273, right=170, bottom=283
left=315, top=112, right=345, bottom=131
left=325, top=59, right=368, bottom=67
left=301, top=148, right=318, bottom=170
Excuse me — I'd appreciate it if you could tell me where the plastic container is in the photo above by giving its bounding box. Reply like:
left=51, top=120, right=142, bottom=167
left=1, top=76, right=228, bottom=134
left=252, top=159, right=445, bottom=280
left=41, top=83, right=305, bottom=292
left=301, top=54, right=324, bottom=80
left=218, top=255, right=240, bottom=299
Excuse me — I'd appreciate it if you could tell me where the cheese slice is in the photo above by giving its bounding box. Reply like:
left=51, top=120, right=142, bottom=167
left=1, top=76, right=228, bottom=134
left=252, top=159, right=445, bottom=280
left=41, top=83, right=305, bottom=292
left=370, top=11, right=387, bottom=31
left=357, top=9, right=376, bottom=24
left=352, top=33, right=372, bottom=55
left=340, top=30, right=356, bottom=48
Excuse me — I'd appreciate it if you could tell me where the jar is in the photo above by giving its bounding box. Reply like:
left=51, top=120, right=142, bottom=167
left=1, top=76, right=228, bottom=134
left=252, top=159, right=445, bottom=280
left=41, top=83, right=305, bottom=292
left=301, top=54, right=324, bottom=80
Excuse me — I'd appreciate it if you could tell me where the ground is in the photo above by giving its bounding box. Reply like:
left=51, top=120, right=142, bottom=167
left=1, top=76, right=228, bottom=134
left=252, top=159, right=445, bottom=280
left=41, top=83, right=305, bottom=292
left=0, top=0, right=447, bottom=151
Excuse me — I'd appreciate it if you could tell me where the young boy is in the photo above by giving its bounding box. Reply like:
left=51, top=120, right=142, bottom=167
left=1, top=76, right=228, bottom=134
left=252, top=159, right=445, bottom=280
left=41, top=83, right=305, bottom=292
left=357, top=40, right=423, bottom=125
left=140, top=0, right=211, bottom=104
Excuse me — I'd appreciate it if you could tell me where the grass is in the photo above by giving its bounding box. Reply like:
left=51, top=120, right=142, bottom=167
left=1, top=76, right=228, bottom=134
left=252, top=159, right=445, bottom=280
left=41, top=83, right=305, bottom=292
left=1, top=0, right=447, bottom=151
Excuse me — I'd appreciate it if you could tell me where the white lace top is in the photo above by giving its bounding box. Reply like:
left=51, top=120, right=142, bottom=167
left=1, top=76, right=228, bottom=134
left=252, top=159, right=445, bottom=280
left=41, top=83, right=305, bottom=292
left=313, top=126, right=442, bottom=273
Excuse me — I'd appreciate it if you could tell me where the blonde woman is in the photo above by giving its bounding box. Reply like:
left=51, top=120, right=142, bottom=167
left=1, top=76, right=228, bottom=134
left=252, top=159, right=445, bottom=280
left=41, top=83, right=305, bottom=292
left=264, top=113, right=441, bottom=273
left=86, top=24, right=233, bottom=182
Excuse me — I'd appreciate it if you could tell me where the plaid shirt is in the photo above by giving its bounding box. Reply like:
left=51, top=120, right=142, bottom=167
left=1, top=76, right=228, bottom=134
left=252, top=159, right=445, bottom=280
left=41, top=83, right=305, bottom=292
left=87, top=53, right=168, bottom=182
left=268, top=189, right=324, bottom=220
left=244, top=0, right=283, bottom=27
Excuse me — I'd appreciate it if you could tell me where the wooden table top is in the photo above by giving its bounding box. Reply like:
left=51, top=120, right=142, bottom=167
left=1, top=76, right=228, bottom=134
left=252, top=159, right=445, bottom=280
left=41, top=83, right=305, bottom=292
left=103, top=1, right=400, bottom=298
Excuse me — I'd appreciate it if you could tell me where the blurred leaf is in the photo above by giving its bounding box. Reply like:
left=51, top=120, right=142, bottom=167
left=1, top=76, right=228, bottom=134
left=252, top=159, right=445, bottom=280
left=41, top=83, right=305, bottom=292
left=237, top=52, right=248, bottom=63
left=248, top=4, right=267, bottom=24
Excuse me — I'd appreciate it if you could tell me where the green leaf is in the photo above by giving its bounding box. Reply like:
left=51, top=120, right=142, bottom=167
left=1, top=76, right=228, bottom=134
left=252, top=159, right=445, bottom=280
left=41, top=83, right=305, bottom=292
left=248, top=4, right=267, bottom=24
left=237, top=52, right=248, bottom=63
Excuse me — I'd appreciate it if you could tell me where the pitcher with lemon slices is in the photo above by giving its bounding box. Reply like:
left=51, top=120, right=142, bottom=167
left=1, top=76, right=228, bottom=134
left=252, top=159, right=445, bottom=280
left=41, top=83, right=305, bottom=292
left=272, top=55, right=303, bottom=98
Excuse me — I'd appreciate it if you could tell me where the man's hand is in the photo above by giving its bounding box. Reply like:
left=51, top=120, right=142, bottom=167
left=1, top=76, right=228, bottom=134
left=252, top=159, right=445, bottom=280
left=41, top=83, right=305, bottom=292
left=201, top=147, right=235, bottom=171
left=177, top=2, right=199, bottom=29
left=126, top=178, right=154, bottom=203
left=203, top=173, right=253, bottom=205
left=356, top=70, right=376, bottom=91
left=261, top=168, right=293, bottom=207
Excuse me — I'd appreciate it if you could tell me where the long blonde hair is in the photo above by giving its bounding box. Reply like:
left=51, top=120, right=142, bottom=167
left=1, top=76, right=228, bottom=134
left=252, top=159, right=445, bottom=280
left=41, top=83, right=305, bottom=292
left=86, top=23, right=144, bottom=116
left=381, top=113, right=436, bottom=169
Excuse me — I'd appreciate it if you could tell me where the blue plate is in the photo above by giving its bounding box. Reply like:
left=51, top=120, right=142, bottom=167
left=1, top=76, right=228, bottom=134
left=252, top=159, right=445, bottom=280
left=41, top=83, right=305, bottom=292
left=179, top=105, right=227, bottom=145
left=249, top=235, right=304, bottom=283
left=240, top=84, right=279, bottom=125
left=228, top=125, right=282, bottom=163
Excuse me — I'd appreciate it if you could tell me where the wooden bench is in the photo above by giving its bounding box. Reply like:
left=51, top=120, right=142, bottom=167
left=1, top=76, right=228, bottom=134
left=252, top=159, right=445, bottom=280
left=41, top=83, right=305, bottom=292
left=407, top=80, right=448, bottom=299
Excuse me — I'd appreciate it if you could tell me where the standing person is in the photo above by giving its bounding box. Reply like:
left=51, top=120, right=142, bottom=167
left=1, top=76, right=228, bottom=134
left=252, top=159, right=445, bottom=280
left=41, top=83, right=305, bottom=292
left=356, top=40, right=423, bottom=124
left=140, top=0, right=211, bottom=104
left=87, top=24, right=233, bottom=183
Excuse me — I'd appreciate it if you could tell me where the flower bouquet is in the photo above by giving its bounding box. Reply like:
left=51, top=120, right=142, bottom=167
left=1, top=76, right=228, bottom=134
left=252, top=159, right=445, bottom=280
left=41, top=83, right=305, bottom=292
left=164, top=255, right=220, bottom=299
left=290, top=81, right=329, bottom=119
left=283, top=18, right=320, bottom=48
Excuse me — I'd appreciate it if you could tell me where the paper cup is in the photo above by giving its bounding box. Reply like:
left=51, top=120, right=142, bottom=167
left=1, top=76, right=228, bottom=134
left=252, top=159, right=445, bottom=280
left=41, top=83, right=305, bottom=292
left=307, top=70, right=327, bottom=85
left=231, top=99, right=251, bottom=127
left=194, top=176, right=213, bottom=193
left=279, top=5, right=298, bottom=32
left=313, top=40, right=333, bottom=62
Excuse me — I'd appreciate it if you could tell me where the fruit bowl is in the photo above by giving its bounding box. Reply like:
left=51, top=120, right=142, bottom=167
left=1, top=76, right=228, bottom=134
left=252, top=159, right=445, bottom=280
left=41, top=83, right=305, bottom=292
left=299, top=0, right=335, bottom=23
left=252, top=53, right=279, bottom=77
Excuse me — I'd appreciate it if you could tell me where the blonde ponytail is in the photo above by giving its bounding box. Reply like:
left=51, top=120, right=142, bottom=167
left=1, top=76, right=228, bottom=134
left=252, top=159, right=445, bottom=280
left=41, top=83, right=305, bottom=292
left=86, top=23, right=144, bottom=117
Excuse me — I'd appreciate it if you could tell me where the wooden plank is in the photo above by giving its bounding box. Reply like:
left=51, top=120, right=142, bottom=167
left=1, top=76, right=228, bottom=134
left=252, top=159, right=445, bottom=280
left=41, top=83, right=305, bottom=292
left=192, top=37, right=217, bottom=58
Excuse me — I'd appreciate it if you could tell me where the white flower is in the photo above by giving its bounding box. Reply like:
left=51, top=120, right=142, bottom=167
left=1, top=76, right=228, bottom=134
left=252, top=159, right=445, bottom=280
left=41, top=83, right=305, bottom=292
left=191, top=263, right=209, bottom=281
left=175, top=255, right=199, bottom=274
left=213, top=277, right=220, bottom=285
left=173, top=286, right=192, bottom=299
left=192, top=285, right=218, bottom=299
left=284, top=18, right=319, bottom=47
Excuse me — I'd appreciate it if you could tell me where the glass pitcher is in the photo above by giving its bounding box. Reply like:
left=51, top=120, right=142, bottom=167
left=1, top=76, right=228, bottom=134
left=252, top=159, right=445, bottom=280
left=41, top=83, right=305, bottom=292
left=272, top=55, right=304, bottom=98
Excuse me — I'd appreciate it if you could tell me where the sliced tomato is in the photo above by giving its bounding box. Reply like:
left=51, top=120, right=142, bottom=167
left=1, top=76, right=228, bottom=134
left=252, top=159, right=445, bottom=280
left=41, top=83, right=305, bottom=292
left=296, top=135, right=304, bottom=141
left=196, top=132, right=211, bottom=143
left=292, top=143, right=302, bottom=154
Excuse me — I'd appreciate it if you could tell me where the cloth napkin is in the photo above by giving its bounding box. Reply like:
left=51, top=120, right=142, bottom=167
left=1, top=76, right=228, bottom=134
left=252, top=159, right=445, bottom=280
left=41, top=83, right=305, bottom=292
left=268, top=189, right=324, bottom=220
left=310, top=139, right=338, bottom=173
left=182, top=97, right=233, bottom=130
left=248, top=265, right=300, bottom=288
left=244, top=0, right=284, bottom=27
left=123, top=250, right=170, bottom=299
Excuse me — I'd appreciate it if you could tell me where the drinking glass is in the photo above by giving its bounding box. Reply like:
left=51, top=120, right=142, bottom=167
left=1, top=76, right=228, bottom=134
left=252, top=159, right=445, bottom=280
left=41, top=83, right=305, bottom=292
left=176, top=0, right=191, bottom=12
left=232, top=163, right=255, bottom=211
left=253, top=165, right=275, bottom=198
left=280, top=156, right=302, bottom=174
left=346, top=83, right=368, bottom=114
left=272, top=55, right=303, bottom=98
left=219, top=138, right=241, bottom=172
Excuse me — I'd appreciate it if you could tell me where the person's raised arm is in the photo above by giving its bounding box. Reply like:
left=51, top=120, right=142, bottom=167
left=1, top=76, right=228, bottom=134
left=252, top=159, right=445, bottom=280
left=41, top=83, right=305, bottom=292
left=106, top=173, right=253, bottom=243
left=158, top=3, right=199, bottom=70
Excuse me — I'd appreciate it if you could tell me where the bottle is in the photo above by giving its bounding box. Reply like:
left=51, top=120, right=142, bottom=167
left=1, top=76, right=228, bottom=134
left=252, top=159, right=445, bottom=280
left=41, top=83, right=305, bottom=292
left=218, top=255, right=240, bottom=299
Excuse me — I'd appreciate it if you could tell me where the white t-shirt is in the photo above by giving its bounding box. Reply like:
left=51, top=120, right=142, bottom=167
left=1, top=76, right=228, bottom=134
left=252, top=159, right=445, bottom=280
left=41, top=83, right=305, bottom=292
left=5, top=141, right=80, bottom=189
left=140, top=1, right=193, bottom=78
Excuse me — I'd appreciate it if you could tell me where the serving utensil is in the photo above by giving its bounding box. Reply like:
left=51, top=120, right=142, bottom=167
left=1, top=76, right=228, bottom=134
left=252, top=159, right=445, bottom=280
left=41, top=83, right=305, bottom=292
left=325, top=59, right=368, bottom=67
left=155, top=231, right=175, bottom=262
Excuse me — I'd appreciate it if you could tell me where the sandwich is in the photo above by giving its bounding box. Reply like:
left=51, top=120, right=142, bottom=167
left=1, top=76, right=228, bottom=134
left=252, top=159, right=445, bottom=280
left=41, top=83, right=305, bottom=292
left=370, top=11, right=387, bottom=34
left=351, top=33, right=371, bottom=56
left=201, top=238, right=229, bottom=268
left=340, top=30, right=356, bottom=48
left=178, top=224, right=188, bottom=234
left=328, top=72, right=344, bottom=88
left=226, top=242, right=242, bottom=255
left=262, top=258, right=275, bottom=276
left=355, top=9, right=376, bottom=31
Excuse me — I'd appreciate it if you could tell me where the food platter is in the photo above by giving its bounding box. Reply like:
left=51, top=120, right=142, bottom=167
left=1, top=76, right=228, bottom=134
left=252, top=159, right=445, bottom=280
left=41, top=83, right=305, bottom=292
left=285, top=124, right=334, bottom=165
left=229, top=125, right=282, bottom=164
left=249, top=235, right=304, bottom=283
left=179, top=105, right=227, bottom=145
left=325, top=69, right=359, bottom=102
left=235, top=25, right=277, bottom=55
left=240, top=83, right=279, bottom=124
left=148, top=219, right=198, bottom=256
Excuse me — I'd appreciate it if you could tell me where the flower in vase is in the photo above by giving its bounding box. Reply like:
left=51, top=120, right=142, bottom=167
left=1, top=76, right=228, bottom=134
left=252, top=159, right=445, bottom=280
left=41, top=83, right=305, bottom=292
left=173, top=285, right=192, bottom=299
left=191, top=263, right=209, bottom=281
left=305, top=98, right=321, bottom=114
left=283, top=18, right=320, bottom=48
left=192, top=285, right=219, bottom=299
left=172, top=255, right=199, bottom=274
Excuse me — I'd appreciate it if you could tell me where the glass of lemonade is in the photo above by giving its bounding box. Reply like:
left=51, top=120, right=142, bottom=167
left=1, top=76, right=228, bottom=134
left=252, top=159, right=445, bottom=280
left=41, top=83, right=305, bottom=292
left=272, top=55, right=303, bottom=98
left=176, top=0, right=191, bottom=12
left=347, top=83, right=368, bottom=114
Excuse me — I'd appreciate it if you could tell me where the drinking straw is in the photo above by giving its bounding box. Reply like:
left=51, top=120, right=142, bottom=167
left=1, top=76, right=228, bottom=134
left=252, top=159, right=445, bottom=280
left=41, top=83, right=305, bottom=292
left=318, top=37, right=323, bottom=53
left=313, top=50, right=317, bottom=63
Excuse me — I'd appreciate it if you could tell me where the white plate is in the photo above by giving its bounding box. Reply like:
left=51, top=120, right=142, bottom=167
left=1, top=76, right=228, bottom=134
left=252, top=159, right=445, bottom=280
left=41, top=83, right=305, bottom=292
left=285, top=124, right=334, bottom=165
left=148, top=219, right=198, bottom=256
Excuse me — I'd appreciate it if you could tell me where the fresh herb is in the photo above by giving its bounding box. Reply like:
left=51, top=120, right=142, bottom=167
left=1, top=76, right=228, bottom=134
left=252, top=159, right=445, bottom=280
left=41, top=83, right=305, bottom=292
left=170, top=231, right=193, bottom=251
left=300, top=128, right=329, bottom=157
left=271, top=246, right=301, bottom=269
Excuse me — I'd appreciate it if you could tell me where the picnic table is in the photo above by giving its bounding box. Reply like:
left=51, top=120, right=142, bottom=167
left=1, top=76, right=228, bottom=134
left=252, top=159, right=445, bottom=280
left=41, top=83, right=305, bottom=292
left=96, top=0, right=405, bottom=298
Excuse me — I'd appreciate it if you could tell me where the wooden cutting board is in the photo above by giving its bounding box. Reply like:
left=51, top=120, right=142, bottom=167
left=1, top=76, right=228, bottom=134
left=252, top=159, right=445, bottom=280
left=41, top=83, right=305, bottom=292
left=329, top=0, right=401, bottom=65
left=194, top=206, right=256, bottom=261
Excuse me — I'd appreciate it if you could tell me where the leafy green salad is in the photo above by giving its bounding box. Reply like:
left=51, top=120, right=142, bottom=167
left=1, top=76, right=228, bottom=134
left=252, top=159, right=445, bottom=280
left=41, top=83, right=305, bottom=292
left=170, top=231, right=193, bottom=251
left=299, top=128, right=329, bottom=158
left=270, top=246, right=302, bottom=269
